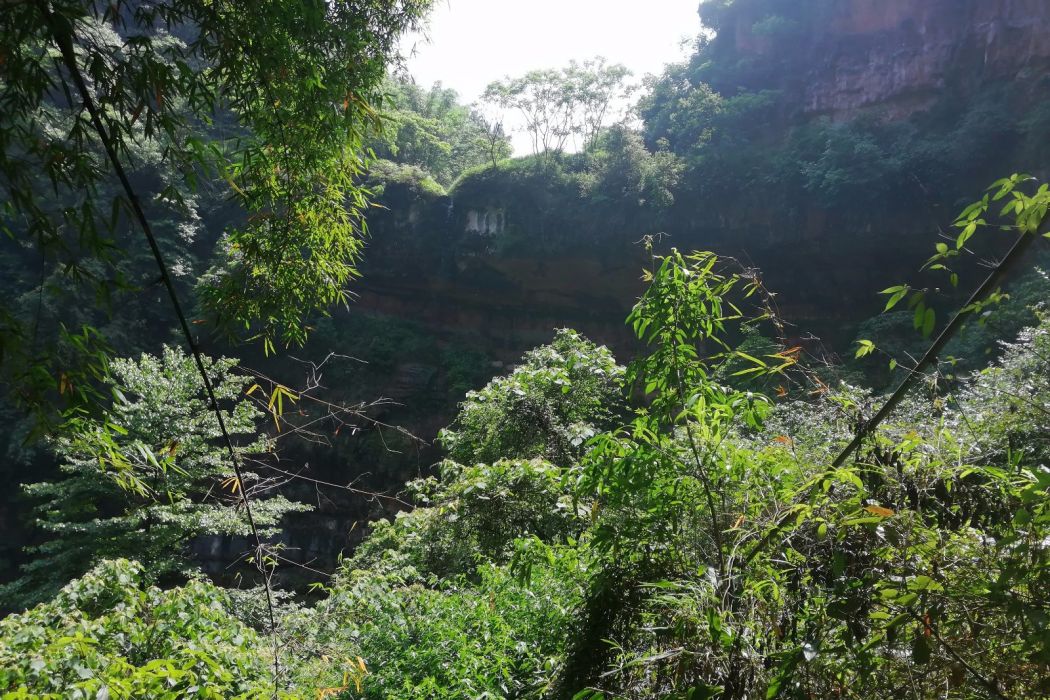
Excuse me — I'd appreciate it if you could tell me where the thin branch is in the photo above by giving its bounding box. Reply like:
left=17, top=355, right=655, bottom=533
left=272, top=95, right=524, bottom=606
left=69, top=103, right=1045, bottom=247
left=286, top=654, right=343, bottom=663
left=740, top=223, right=1047, bottom=571
left=833, top=227, right=1041, bottom=469
left=37, top=3, right=282, bottom=694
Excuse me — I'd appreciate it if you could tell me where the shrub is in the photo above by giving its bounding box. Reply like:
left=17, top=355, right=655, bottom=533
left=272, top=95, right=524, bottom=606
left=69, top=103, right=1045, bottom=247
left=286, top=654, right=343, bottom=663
left=439, top=329, right=625, bottom=466
left=348, top=458, right=584, bottom=580
left=0, top=559, right=278, bottom=698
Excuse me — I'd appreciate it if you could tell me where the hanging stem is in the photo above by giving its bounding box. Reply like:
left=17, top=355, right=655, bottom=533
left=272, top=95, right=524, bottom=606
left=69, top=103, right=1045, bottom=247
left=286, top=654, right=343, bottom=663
left=37, top=3, right=282, bottom=694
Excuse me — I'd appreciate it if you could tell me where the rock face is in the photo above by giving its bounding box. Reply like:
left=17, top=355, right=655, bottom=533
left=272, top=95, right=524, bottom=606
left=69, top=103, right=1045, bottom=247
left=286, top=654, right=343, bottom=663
left=352, top=1, right=1050, bottom=366
left=717, top=0, right=1050, bottom=120
left=465, top=207, right=506, bottom=235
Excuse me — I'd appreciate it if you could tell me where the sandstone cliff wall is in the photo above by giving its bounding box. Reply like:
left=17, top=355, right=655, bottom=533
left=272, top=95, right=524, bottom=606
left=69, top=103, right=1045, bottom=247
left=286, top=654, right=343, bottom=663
left=250, top=0, right=1050, bottom=578
left=716, top=0, right=1050, bottom=119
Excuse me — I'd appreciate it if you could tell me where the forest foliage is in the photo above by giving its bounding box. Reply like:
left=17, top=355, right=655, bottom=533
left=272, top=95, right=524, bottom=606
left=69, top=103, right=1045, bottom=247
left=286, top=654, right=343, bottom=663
left=0, top=0, right=429, bottom=430
left=3, top=179, right=1048, bottom=698
left=0, top=348, right=309, bottom=610
left=2, top=1, right=1050, bottom=699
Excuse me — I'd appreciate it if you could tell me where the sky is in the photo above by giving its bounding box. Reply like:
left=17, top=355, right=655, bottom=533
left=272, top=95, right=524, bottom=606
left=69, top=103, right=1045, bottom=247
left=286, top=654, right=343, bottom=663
left=400, top=0, right=704, bottom=154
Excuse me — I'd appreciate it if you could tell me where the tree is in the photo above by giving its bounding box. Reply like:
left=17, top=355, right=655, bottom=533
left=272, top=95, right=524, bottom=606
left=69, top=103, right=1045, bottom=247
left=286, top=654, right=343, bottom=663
left=0, top=346, right=308, bottom=609
left=0, top=0, right=431, bottom=424
left=369, top=77, right=511, bottom=186
left=483, top=68, right=574, bottom=159
left=438, top=329, right=624, bottom=467
left=580, top=125, right=683, bottom=209
left=482, top=57, right=634, bottom=159
left=4, top=182, right=1048, bottom=699
left=638, top=63, right=724, bottom=159
left=566, top=57, right=636, bottom=148
left=472, top=101, right=512, bottom=169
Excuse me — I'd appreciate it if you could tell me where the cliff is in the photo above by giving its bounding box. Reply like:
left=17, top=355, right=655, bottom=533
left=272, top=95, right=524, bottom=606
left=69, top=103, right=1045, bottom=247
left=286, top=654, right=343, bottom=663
left=708, top=0, right=1050, bottom=120
left=357, top=0, right=1049, bottom=319
left=339, top=0, right=1050, bottom=426
left=243, top=0, right=1050, bottom=578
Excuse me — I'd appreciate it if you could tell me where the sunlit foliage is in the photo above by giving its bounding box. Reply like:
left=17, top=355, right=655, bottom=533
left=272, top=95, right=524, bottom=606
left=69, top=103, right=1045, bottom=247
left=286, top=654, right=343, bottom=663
left=438, top=328, right=624, bottom=466
left=0, top=559, right=280, bottom=698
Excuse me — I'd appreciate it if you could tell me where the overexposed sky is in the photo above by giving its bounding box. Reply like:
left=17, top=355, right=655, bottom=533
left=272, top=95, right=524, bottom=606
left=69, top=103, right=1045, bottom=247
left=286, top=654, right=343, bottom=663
left=400, top=0, right=703, bottom=153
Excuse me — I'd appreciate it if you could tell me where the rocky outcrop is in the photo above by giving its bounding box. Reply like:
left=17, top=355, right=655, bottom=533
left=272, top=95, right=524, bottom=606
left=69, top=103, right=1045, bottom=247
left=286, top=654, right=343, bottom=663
left=712, top=0, right=1050, bottom=120
left=465, top=207, right=506, bottom=235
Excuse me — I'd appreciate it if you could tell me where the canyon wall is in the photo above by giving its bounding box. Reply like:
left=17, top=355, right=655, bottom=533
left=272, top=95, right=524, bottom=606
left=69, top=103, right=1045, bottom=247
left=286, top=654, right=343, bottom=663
left=344, top=0, right=1050, bottom=443
left=719, top=0, right=1050, bottom=119
left=264, top=0, right=1050, bottom=576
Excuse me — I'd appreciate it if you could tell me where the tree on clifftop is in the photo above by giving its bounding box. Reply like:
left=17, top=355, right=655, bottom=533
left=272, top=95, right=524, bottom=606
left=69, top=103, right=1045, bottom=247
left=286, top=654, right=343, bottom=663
left=482, top=57, right=634, bottom=158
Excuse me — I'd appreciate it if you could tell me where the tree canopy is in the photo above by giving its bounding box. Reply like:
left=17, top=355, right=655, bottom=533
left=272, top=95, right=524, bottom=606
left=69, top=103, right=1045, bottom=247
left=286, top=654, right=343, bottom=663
left=0, top=347, right=308, bottom=609
left=369, top=77, right=512, bottom=187
left=2, top=2, right=1050, bottom=699
left=0, top=0, right=430, bottom=424
left=482, top=57, right=635, bottom=158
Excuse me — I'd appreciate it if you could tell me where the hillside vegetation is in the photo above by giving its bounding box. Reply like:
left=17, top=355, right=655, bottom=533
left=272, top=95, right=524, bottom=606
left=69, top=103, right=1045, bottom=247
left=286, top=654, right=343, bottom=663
left=1, top=1, right=1049, bottom=699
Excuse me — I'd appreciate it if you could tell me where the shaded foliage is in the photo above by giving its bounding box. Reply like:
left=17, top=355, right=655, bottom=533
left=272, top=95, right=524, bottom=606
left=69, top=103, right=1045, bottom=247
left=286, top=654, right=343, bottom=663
left=0, top=347, right=307, bottom=609
left=0, top=0, right=430, bottom=428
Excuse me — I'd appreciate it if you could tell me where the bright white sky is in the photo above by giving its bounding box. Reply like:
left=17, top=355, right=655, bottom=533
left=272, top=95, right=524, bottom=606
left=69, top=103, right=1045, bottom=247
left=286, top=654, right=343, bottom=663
left=400, top=0, right=703, bottom=154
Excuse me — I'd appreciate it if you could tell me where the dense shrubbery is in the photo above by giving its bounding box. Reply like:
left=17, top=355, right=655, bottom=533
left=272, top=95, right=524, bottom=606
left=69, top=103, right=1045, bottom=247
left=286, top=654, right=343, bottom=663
left=365, top=159, right=447, bottom=198
left=293, top=548, right=586, bottom=700
left=344, top=244, right=1046, bottom=700
left=0, top=560, right=278, bottom=698
left=332, top=182, right=1045, bottom=696
left=275, top=329, right=621, bottom=697
left=347, top=458, right=582, bottom=580
left=3, top=232, right=1049, bottom=697
left=0, top=348, right=308, bottom=610
left=439, top=328, right=624, bottom=465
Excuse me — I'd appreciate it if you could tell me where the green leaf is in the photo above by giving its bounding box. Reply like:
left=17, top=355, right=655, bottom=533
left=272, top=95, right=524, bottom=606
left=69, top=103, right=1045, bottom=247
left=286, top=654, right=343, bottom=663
left=686, top=683, right=725, bottom=699
left=843, top=516, right=884, bottom=526
left=734, top=351, right=768, bottom=367
left=855, top=339, right=876, bottom=359
left=913, top=302, right=926, bottom=331
left=881, top=286, right=909, bottom=312
left=907, top=575, right=943, bottom=592
left=922, top=308, right=935, bottom=338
